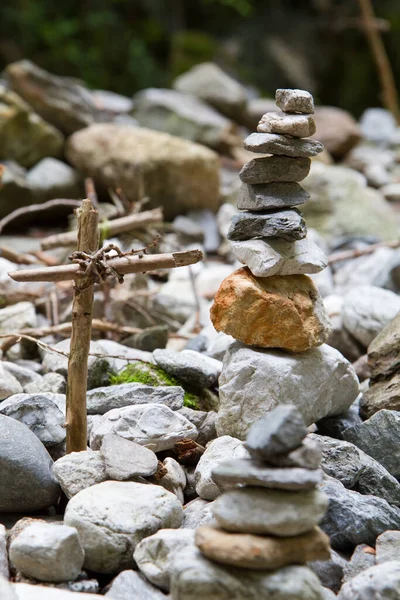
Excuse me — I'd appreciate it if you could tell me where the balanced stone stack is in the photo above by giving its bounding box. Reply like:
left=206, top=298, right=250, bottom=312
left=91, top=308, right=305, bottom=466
left=194, top=406, right=331, bottom=593
left=211, top=88, right=332, bottom=352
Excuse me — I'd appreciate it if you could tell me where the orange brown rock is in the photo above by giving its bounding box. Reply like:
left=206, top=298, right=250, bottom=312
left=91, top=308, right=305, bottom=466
left=210, top=268, right=331, bottom=352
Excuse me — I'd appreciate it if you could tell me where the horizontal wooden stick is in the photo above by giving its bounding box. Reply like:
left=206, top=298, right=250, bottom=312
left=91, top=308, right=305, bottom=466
left=328, top=239, right=400, bottom=265
left=40, top=208, right=163, bottom=250
left=0, top=245, right=38, bottom=265
left=8, top=249, right=203, bottom=283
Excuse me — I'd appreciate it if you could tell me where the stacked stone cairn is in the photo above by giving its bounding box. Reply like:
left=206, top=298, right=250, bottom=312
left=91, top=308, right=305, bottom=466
left=211, top=88, right=332, bottom=352
left=194, top=405, right=331, bottom=593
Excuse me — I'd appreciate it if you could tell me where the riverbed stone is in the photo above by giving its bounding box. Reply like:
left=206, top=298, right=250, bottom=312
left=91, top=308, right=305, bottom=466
left=10, top=523, right=84, bottom=583
left=26, top=158, right=82, bottom=203
left=367, top=311, right=400, bottom=380
left=100, top=433, right=158, bottom=480
left=64, top=481, right=183, bottom=573
left=276, top=89, right=315, bottom=114
left=0, top=363, right=23, bottom=401
left=342, top=544, right=376, bottom=583
left=338, top=561, right=400, bottom=600
left=196, top=525, right=330, bottom=570
left=264, top=436, right=322, bottom=470
left=104, top=570, right=166, bottom=600
left=211, top=269, right=331, bottom=352
left=212, top=487, right=328, bottom=536
left=0, top=525, right=9, bottom=579
left=376, top=531, right=400, bottom=564
left=53, top=451, right=107, bottom=499
left=152, top=349, right=222, bottom=389
left=217, top=343, right=359, bottom=437
left=360, top=375, right=400, bottom=419
left=231, top=238, right=327, bottom=277
left=239, top=155, right=311, bottom=184
left=237, top=182, right=309, bottom=211
left=258, top=111, right=316, bottom=138
left=244, top=132, right=324, bottom=158
left=86, top=382, right=184, bottom=414
left=227, top=209, right=307, bottom=242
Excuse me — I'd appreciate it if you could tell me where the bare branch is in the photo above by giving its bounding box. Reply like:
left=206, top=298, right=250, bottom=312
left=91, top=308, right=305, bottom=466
left=0, top=199, right=82, bottom=234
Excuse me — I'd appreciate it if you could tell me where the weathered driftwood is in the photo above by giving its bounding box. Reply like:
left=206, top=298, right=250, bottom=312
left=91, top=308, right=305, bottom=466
left=8, top=249, right=203, bottom=283
left=40, top=207, right=163, bottom=250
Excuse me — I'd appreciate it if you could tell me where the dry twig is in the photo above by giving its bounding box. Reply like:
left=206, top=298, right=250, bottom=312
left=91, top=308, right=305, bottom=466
left=328, top=239, right=400, bottom=265
left=0, top=200, right=82, bottom=234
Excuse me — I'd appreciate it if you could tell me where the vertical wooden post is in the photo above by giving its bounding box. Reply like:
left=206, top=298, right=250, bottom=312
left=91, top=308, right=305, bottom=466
left=66, top=199, right=99, bottom=453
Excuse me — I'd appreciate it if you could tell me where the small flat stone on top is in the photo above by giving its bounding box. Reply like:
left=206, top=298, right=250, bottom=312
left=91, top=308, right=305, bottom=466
left=245, top=405, right=308, bottom=460
left=276, top=89, right=314, bottom=114
left=239, top=156, right=311, bottom=185
left=100, top=433, right=158, bottom=480
left=238, top=182, right=309, bottom=211
left=244, top=133, right=323, bottom=158
left=264, top=436, right=322, bottom=470
left=227, top=209, right=307, bottom=242
left=258, top=111, right=316, bottom=138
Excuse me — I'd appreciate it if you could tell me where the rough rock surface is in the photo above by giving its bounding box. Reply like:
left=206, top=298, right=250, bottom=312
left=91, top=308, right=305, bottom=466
left=367, top=311, right=400, bottom=379
left=210, top=269, right=331, bottom=352
left=237, top=182, right=309, bottom=210
left=217, top=342, right=359, bottom=437
left=0, top=525, right=9, bottom=579
left=376, top=530, right=400, bottom=564
left=338, top=561, right=400, bottom=600
left=244, top=132, right=324, bottom=158
left=257, top=111, right=316, bottom=138
left=86, top=382, right=184, bottom=414
left=276, top=89, right=314, bottom=113
left=152, top=349, right=222, bottom=388
left=312, top=106, right=361, bottom=158
left=0, top=364, right=23, bottom=401
left=227, top=209, right=307, bottom=242
left=100, top=433, right=158, bottom=480
left=239, top=156, right=311, bottom=184
left=53, top=450, right=107, bottom=499
left=64, top=481, right=183, bottom=573
left=181, top=498, right=217, bottom=529
left=263, top=436, right=322, bottom=470
left=104, top=570, right=166, bottom=599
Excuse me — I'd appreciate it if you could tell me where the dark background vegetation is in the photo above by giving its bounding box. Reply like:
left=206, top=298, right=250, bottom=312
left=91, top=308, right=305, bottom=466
left=1, top=0, right=399, bottom=116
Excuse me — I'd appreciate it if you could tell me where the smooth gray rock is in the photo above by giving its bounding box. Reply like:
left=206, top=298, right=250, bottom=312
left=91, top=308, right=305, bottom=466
left=134, top=529, right=195, bottom=592
left=53, top=450, right=107, bottom=499
left=360, top=107, right=397, bottom=143
left=182, top=498, right=216, bottom=529
left=0, top=414, right=60, bottom=512
left=100, top=433, right=158, bottom=480
left=217, top=343, right=360, bottom=438
left=342, top=285, right=400, bottom=347
left=227, top=209, right=307, bottom=242
left=316, top=400, right=362, bottom=440
left=2, top=362, right=41, bottom=388
left=376, top=530, right=400, bottom=564
left=157, top=457, right=187, bottom=504
left=24, top=373, right=66, bottom=395
left=244, top=132, right=323, bottom=158
left=177, top=408, right=217, bottom=446
left=231, top=237, right=327, bottom=277
left=0, top=394, right=65, bottom=446
left=105, top=570, right=166, bottom=599
left=245, top=405, right=308, bottom=460
left=343, top=410, right=400, bottom=479
left=276, top=89, right=315, bottom=114
left=310, top=434, right=400, bottom=506
left=0, top=525, right=9, bottom=579
left=0, top=301, right=36, bottom=334
left=338, top=561, right=400, bottom=600
left=319, top=476, right=400, bottom=551
left=64, top=481, right=183, bottom=574
left=194, top=436, right=249, bottom=501
left=322, top=588, right=336, bottom=600
left=239, top=156, right=311, bottom=185
left=212, top=459, right=322, bottom=491
left=342, top=544, right=376, bottom=583
left=86, top=382, right=184, bottom=415
left=237, top=182, right=309, bottom=211
left=309, top=549, right=347, bottom=593
left=90, top=404, right=198, bottom=453
left=0, top=363, right=23, bottom=400
left=152, top=349, right=222, bottom=389
left=213, top=487, right=328, bottom=536
left=264, top=436, right=322, bottom=470
left=257, top=111, right=316, bottom=138
left=13, top=583, right=102, bottom=599
left=26, top=158, right=82, bottom=202
left=170, top=546, right=325, bottom=600
left=10, top=523, right=84, bottom=583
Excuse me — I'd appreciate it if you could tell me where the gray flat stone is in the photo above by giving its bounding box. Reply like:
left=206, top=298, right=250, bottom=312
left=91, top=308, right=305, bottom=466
left=238, top=182, right=309, bottom=211
left=86, top=382, right=184, bottom=415
left=212, top=459, right=322, bottom=491
left=376, top=531, right=400, bottom=564
left=227, top=209, right=307, bottom=242
left=342, top=544, right=376, bottom=583
left=338, top=561, right=400, bottom=600
left=53, top=450, right=107, bottom=499
left=105, top=570, right=166, bottom=599
left=257, top=111, right=316, bottom=138
left=309, top=549, right=348, bottom=594
left=264, top=436, right=322, bottom=470
left=212, top=487, right=328, bottom=536
left=239, top=155, right=311, bottom=184
left=100, top=433, right=158, bottom=480
left=152, top=349, right=222, bottom=389
left=244, top=133, right=323, bottom=158
left=245, top=405, right=308, bottom=460
left=182, top=498, right=217, bottom=529
left=231, top=237, right=327, bottom=277
left=276, top=89, right=315, bottom=114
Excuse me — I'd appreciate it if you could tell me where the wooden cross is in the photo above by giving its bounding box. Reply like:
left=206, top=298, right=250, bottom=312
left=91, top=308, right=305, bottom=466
left=8, top=199, right=203, bottom=453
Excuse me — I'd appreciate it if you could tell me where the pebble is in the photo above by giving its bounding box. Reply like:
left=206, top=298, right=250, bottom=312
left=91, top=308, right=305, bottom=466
left=177, top=407, right=217, bottom=446
left=342, top=544, right=376, bottom=583
left=10, top=523, right=84, bottom=583
left=239, top=155, right=311, bottom=184
left=245, top=405, right=308, bottom=459
left=257, top=111, right=316, bottom=138
left=181, top=498, right=217, bottom=529
left=53, top=450, right=107, bottom=498
left=196, top=525, right=330, bottom=570
left=309, top=549, right=347, bottom=594
left=231, top=237, right=327, bottom=277
left=227, top=209, right=307, bottom=242
left=105, top=570, right=166, bottom=600
left=212, top=459, right=322, bottom=491
left=134, top=528, right=195, bottom=592
left=0, top=414, right=60, bottom=512
left=0, top=363, right=23, bottom=400
left=100, top=433, right=158, bottom=480
left=2, top=362, right=41, bottom=388
left=367, top=311, right=400, bottom=380
left=210, top=269, right=331, bottom=352
left=263, top=436, right=322, bottom=470
left=360, top=374, right=400, bottom=420
left=24, top=373, right=66, bottom=395
left=157, top=457, right=186, bottom=503
left=276, top=88, right=315, bottom=114
left=338, top=561, right=400, bottom=600
left=64, top=481, right=183, bottom=574
left=381, top=182, right=400, bottom=202
left=237, top=182, right=309, bottom=211
left=244, top=132, right=324, bottom=158
left=86, top=382, right=184, bottom=415
left=217, top=342, right=359, bottom=437
left=375, top=530, right=400, bottom=564
left=194, top=435, right=249, bottom=500
left=152, top=349, right=222, bottom=389
left=90, top=403, right=198, bottom=453
left=212, top=487, right=328, bottom=536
